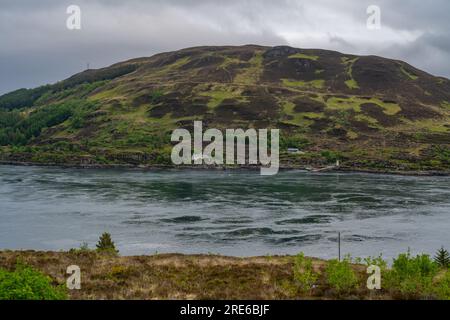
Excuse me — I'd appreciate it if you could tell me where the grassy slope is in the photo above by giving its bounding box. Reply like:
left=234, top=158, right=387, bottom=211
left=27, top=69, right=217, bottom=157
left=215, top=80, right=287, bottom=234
left=0, top=45, right=449, bottom=173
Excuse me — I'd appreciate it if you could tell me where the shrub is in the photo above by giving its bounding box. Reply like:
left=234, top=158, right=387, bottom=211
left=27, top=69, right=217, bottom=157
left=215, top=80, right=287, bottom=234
left=96, top=232, right=119, bottom=255
left=149, top=90, right=163, bottom=103
left=325, top=258, right=359, bottom=294
left=280, top=135, right=309, bottom=150
left=70, top=112, right=88, bottom=129
left=293, top=253, right=319, bottom=294
left=109, top=266, right=132, bottom=280
left=69, top=242, right=93, bottom=255
left=0, top=263, right=66, bottom=300
left=321, top=150, right=342, bottom=163
left=434, top=247, right=450, bottom=269
left=363, top=255, right=388, bottom=270
left=385, top=251, right=438, bottom=298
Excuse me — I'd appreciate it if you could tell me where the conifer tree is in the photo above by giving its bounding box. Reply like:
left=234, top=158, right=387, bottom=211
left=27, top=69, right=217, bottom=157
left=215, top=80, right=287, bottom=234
left=434, top=247, right=450, bottom=268
left=96, top=232, right=119, bottom=255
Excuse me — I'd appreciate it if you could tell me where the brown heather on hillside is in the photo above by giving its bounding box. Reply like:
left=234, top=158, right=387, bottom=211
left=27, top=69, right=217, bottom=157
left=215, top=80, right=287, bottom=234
left=2, top=250, right=450, bottom=300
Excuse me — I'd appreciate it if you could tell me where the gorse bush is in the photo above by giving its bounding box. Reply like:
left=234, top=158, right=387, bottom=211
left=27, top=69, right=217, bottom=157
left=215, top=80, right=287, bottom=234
left=0, top=263, right=66, bottom=300
left=325, top=257, right=359, bottom=294
left=149, top=90, right=163, bottom=103
left=293, top=253, right=319, bottom=294
left=96, top=232, right=119, bottom=255
left=385, top=251, right=438, bottom=298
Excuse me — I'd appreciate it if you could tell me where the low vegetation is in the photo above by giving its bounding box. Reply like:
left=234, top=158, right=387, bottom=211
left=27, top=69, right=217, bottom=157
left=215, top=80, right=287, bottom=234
left=1, top=233, right=449, bottom=300
left=293, top=253, right=319, bottom=295
left=0, top=262, right=66, bottom=300
left=288, top=53, right=319, bottom=61
left=325, top=257, right=359, bottom=295
left=282, top=79, right=325, bottom=89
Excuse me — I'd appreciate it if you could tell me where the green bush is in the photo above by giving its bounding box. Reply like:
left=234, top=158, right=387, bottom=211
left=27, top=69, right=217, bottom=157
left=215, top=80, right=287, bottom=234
left=433, top=146, right=450, bottom=164
left=325, top=258, right=359, bottom=294
left=69, top=242, right=94, bottom=255
left=280, top=135, right=309, bottom=150
left=293, top=253, right=319, bottom=294
left=54, top=64, right=137, bottom=91
left=0, top=263, right=66, bottom=300
left=321, top=150, right=342, bottom=163
left=149, top=90, right=163, bottom=103
left=385, top=251, right=438, bottom=298
left=70, top=111, right=88, bottom=129
left=363, top=255, right=388, bottom=270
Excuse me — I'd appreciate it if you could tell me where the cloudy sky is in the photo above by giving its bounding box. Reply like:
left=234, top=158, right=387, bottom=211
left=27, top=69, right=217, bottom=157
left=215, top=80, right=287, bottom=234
left=1, top=0, right=449, bottom=94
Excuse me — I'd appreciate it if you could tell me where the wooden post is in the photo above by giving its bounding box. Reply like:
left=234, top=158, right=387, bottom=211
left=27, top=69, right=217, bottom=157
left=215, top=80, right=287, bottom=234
left=338, top=232, right=341, bottom=262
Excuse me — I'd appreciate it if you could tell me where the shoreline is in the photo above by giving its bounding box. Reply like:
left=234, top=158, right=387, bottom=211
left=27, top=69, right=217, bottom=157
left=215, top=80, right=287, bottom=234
left=1, top=160, right=449, bottom=177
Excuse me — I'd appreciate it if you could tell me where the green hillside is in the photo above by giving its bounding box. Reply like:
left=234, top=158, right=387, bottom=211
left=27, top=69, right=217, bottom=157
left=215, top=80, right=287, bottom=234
left=0, top=45, right=449, bottom=172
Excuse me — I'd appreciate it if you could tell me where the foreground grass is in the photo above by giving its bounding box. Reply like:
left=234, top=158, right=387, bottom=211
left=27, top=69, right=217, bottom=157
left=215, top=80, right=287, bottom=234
left=1, top=250, right=449, bottom=300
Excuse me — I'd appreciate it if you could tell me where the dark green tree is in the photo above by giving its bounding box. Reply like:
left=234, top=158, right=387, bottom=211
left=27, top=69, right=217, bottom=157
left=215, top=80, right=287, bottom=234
left=96, top=232, right=119, bottom=255
left=434, top=247, right=450, bottom=269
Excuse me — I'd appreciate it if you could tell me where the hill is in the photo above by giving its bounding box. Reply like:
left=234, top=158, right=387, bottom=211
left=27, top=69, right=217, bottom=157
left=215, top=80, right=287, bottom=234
left=0, top=45, right=449, bottom=172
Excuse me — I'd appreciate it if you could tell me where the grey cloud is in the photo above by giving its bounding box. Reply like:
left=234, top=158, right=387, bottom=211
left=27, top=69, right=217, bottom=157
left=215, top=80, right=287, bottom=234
left=0, top=0, right=449, bottom=94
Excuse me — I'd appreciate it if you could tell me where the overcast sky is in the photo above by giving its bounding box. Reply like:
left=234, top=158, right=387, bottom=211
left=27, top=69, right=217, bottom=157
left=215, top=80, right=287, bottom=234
left=1, top=0, right=449, bottom=94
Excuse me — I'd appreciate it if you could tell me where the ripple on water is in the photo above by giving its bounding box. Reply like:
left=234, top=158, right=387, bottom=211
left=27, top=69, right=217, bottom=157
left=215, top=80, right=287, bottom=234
left=346, top=234, right=398, bottom=242
left=212, top=218, right=254, bottom=224
left=336, top=196, right=381, bottom=203
left=216, top=227, right=278, bottom=238
left=275, top=215, right=334, bottom=225
left=159, top=216, right=207, bottom=223
left=269, top=234, right=323, bottom=245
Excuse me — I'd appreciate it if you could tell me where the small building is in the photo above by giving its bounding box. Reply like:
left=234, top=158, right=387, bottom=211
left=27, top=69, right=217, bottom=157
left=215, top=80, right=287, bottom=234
left=192, top=154, right=212, bottom=163
left=287, top=148, right=303, bottom=154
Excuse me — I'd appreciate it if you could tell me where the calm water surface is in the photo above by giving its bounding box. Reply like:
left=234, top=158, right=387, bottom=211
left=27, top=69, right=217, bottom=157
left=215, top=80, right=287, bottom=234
left=0, top=165, right=449, bottom=259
